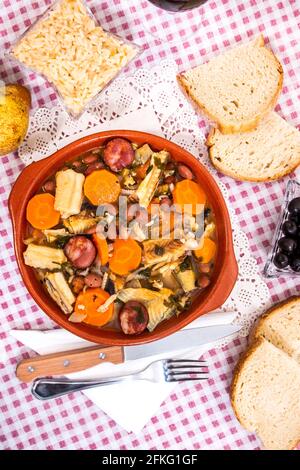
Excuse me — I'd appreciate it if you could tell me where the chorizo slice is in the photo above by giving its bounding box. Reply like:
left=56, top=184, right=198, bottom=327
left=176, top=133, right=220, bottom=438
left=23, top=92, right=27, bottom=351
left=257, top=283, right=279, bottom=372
left=64, top=236, right=96, bottom=269
left=103, top=138, right=134, bottom=172
left=119, top=301, right=149, bottom=335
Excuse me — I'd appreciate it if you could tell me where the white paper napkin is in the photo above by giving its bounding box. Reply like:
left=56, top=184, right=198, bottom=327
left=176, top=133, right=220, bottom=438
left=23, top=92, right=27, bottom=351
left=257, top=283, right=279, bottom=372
left=10, top=311, right=237, bottom=434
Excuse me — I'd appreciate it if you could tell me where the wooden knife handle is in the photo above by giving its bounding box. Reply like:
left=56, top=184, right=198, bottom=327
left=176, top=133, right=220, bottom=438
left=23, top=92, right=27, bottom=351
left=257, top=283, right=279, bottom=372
left=16, top=346, right=124, bottom=382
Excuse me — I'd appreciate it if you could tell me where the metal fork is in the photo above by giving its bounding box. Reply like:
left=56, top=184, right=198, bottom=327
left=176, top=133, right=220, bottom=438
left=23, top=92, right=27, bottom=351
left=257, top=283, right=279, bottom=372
left=32, top=358, right=208, bottom=400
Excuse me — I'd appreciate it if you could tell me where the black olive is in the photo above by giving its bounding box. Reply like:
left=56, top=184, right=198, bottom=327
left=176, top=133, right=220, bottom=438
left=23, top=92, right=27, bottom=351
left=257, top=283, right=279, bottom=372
left=288, top=197, right=300, bottom=214
left=273, top=252, right=289, bottom=269
left=278, top=237, right=297, bottom=254
left=289, top=257, right=300, bottom=272
left=288, top=212, right=300, bottom=224
left=54, top=235, right=71, bottom=248
left=282, top=220, right=298, bottom=237
left=105, top=278, right=115, bottom=295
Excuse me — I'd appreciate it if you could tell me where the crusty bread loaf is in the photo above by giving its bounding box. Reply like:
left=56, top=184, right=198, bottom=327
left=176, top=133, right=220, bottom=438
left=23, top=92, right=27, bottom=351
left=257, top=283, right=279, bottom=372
left=207, top=112, right=300, bottom=181
left=177, top=35, right=283, bottom=134
left=231, top=338, right=300, bottom=450
left=252, top=296, right=300, bottom=365
left=231, top=297, right=300, bottom=449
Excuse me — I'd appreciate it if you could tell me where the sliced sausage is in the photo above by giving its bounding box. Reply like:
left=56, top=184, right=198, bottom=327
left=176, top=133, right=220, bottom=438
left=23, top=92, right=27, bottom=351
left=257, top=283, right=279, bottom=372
left=84, top=273, right=103, bottom=288
left=70, top=276, right=85, bottom=294
left=119, top=301, right=149, bottom=335
left=64, top=236, right=96, bottom=269
left=84, top=161, right=104, bottom=176
left=178, top=164, right=194, bottom=180
left=103, top=138, right=134, bottom=172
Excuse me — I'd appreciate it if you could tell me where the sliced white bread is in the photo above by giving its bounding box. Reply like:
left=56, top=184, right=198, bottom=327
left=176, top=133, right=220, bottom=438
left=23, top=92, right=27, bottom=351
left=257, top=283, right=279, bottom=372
left=207, top=112, right=300, bottom=181
left=252, top=296, right=300, bottom=364
left=231, top=338, right=300, bottom=450
left=177, top=35, right=283, bottom=134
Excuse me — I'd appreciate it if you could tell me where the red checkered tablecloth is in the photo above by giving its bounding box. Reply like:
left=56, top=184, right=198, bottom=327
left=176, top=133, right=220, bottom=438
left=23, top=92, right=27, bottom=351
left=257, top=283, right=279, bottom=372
left=0, top=0, right=300, bottom=450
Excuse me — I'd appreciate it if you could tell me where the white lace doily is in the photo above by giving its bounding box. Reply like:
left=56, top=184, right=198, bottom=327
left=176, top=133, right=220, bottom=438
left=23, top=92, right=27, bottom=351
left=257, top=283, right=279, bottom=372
left=18, top=59, right=271, bottom=345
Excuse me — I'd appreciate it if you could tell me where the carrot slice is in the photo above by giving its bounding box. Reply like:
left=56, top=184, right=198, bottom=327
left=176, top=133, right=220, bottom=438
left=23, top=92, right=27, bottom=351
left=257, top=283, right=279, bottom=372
left=172, top=179, right=206, bottom=215
left=109, top=239, right=142, bottom=276
left=84, top=169, right=121, bottom=206
left=92, top=234, right=109, bottom=265
left=194, top=238, right=216, bottom=263
left=26, top=193, right=60, bottom=230
left=74, top=288, right=114, bottom=327
left=135, top=161, right=150, bottom=180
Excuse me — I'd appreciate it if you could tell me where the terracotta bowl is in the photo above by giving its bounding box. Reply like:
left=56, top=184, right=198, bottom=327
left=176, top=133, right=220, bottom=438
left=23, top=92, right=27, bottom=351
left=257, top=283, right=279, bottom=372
left=9, top=130, right=238, bottom=346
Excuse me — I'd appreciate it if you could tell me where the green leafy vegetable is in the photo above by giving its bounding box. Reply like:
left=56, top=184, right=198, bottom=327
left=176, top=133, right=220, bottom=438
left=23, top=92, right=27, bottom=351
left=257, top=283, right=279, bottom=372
left=154, top=156, right=166, bottom=170
left=54, top=235, right=71, bottom=249
left=179, top=258, right=191, bottom=272
left=138, top=268, right=152, bottom=278
left=146, top=164, right=153, bottom=175
left=164, top=293, right=191, bottom=314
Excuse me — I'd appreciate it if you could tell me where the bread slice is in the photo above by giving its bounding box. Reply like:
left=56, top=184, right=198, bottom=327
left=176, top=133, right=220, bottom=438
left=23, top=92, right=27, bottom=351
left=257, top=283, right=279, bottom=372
left=252, top=296, right=300, bottom=364
left=207, top=112, right=300, bottom=181
left=177, top=35, right=283, bottom=134
left=231, top=338, right=300, bottom=450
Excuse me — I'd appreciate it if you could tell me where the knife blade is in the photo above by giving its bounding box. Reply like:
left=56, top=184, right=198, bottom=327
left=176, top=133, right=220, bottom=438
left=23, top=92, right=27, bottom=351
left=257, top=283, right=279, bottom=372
left=16, top=324, right=241, bottom=382
left=125, top=324, right=240, bottom=360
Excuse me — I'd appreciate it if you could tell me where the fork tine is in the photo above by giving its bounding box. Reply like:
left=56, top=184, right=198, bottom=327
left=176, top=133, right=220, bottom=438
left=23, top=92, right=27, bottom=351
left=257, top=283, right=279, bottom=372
left=166, top=364, right=207, bottom=370
left=167, top=370, right=207, bottom=376
left=165, top=359, right=206, bottom=364
left=164, top=360, right=208, bottom=373
left=163, top=358, right=209, bottom=383
left=166, top=376, right=209, bottom=382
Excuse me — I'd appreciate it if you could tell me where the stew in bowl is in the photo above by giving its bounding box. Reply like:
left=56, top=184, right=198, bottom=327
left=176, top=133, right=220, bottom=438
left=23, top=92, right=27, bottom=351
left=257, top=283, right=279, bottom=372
left=9, top=131, right=237, bottom=345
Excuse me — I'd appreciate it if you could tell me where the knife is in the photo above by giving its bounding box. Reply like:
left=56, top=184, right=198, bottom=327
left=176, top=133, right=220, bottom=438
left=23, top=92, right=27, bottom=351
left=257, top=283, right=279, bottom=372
left=16, top=324, right=241, bottom=382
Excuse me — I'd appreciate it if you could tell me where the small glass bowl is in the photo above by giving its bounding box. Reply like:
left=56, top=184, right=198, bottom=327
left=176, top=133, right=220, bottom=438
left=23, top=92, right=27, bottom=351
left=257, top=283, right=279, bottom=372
left=263, top=179, right=300, bottom=277
left=7, top=0, right=142, bottom=119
